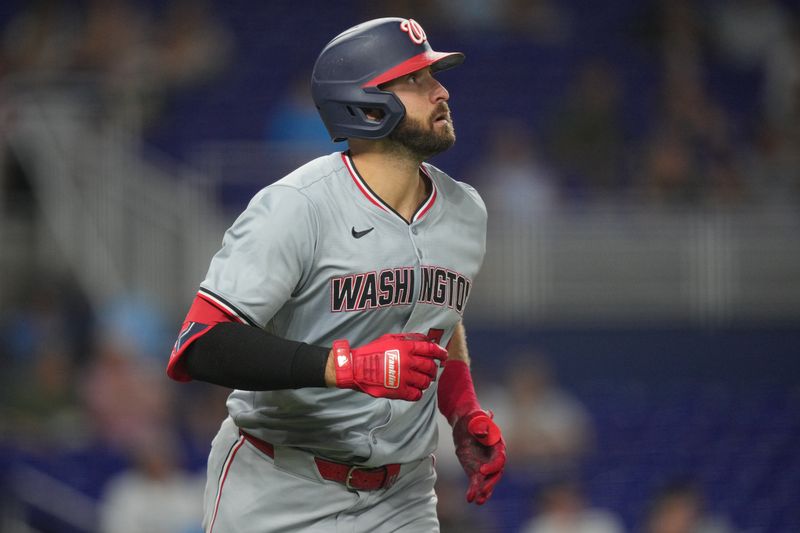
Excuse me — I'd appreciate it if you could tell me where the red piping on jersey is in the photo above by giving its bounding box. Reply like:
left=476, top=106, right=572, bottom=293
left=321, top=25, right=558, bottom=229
left=414, top=165, right=437, bottom=222
left=209, top=436, right=245, bottom=533
left=342, top=152, right=386, bottom=211
left=341, top=152, right=438, bottom=223
left=197, top=291, right=248, bottom=325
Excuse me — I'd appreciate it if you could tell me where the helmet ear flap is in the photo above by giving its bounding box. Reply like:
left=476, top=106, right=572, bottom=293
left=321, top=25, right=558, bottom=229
left=316, top=87, right=405, bottom=142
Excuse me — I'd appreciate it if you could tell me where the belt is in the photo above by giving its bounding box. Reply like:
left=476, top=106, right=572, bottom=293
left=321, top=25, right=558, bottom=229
left=239, top=430, right=401, bottom=491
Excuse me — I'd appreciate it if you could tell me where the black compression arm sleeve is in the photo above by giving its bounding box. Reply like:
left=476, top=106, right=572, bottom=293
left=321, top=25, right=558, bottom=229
left=183, top=322, right=330, bottom=390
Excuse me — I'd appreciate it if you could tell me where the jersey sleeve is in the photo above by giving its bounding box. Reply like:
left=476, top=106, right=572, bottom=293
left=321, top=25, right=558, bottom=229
left=458, top=181, right=488, bottom=221
left=167, top=185, right=318, bottom=382
left=201, top=185, right=319, bottom=326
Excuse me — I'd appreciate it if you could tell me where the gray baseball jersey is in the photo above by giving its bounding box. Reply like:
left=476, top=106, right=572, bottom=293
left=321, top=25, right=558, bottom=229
left=195, top=151, right=486, bottom=467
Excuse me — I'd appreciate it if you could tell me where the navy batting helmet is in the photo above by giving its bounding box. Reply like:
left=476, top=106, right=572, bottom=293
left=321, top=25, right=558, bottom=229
left=311, top=18, right=464, bottom=142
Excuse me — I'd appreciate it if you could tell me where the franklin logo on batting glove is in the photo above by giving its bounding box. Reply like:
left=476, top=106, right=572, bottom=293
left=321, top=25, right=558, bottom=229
left=385, top=349, right=400, bottom=388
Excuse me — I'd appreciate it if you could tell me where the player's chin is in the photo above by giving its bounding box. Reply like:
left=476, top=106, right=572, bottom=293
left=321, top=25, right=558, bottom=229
left=442, top=129, right=456, bottom=147
left=432, top=122, right=456, bottom=144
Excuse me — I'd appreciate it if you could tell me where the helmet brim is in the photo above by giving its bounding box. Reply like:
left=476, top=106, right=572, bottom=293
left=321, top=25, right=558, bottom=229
left=362, top=50, right=465, bottom=87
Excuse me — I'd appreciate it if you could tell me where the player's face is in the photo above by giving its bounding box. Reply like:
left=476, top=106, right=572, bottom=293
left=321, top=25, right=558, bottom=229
left=382, top=67, right=455, bottom=159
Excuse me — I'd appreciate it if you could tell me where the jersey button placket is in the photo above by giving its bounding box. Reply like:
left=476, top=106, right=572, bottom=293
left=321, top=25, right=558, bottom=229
left=400, top=224, right=426, bottom=333
left=409, top=225, right=422, bottom=261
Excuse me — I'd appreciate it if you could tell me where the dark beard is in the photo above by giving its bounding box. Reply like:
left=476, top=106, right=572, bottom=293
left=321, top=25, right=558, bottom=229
left=387, top=110, right=456, bottom=160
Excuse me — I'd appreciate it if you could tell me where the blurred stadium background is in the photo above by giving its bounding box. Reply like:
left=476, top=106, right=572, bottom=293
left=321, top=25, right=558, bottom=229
left=1, top=0, right=799, bottom=532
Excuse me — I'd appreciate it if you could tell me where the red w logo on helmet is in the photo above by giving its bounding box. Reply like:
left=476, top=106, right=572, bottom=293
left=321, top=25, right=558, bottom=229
left=400, top=19, right=427, bottom=44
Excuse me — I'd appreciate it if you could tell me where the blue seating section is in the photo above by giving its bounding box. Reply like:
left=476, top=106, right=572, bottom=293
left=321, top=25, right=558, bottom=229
left=483, top=380, right=800, bottom=532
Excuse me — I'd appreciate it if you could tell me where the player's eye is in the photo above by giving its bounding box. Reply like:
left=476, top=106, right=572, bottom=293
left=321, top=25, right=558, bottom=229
left=407, top=74, right=418, bottom=84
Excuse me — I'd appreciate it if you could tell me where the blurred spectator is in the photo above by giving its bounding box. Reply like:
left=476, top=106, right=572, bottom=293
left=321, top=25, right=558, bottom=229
left=643, top=478, right=737, bottom=533
left=419, top=0, right=571, bottom=41
left=750, top=15, right=800, bottom=202
left=1, top=0, right=233, bottom=133
left=428, top=0, right=509, bottom=32
left=2, top=345, right=86, bottom=450
left=629, top=0, right=753, bottom=206
left=745, top=118, right=800, bottom=203
left=265, top=70, right=336, bottom=158
left=1, top=279, right=70, bottom=364
left=708, top=0, right=793, bottom=71
left=366, top=0, right=570, bottom=42
left=482, top=351, right=593, bottom=479
left=153, top=0, right=233, bottom=92
left=97, top=428, right=204, bottom=533
left=71, top=0, right=151, bottom=132
left=0, top=274, right=92, bottom=365
left=639, top=127, right=701, bottom=204
left=98, top=295, right=171, bottom=365
left=519, top=479, right=625, bottom=533
left=631, top=0, right=708, bottom=74
left=500, top=0, right=572, bottom=43
left=144, top=0, right=233, bottom=130
left=80, top=327, right=173, bottom=454
left=546, top=59, right=626, bottom=196
left=761, top=18, right=800, bottom=130
left=0, top=0, right=83, bottom=77
left=72, top=0, right=149, bottom=77
left=76, top=0, right=233, bottom=131
left=473, top=118, right=560, bottom=220
left=638, top=68, right=747, bottom=205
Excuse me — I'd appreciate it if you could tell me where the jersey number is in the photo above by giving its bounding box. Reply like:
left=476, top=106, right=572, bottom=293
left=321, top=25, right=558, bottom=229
left=427, top=328, right=444, bottom=345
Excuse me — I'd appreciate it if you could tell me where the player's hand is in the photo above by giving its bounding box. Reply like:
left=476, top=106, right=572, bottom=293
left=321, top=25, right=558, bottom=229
left=453, top=409, right=506, bottom=505
left=332, top=333, right=448, bottom=401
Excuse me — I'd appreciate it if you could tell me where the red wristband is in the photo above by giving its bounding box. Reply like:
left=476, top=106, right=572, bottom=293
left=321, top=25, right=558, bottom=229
left=437, top=360, right=482, bottom=425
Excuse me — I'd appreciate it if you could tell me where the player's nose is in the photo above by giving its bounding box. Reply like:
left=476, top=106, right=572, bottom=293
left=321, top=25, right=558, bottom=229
left=431, top=78, right=449, bottom=103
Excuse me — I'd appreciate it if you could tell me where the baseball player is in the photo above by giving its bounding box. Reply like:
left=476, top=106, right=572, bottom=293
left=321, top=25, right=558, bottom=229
left=167, top=17, right=506, bottom=532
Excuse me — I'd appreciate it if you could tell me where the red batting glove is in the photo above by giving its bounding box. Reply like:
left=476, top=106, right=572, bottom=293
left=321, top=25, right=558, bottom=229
left=453, top=409, right=507, bottom=505
left=333, top=333, right=448, bottom=401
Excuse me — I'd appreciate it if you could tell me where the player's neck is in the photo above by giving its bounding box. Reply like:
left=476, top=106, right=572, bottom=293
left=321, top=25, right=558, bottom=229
left=348, top=146, right=428, bottom=223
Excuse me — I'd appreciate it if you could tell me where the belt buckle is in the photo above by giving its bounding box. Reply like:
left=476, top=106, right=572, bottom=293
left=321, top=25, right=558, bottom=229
left=344, top=465, right=388, bottom=491
left=345, top=465, right=359, bottom=490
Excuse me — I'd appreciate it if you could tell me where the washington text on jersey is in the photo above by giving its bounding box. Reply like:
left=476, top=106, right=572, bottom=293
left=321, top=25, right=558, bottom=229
left=330, top=265, right=472, bottom=314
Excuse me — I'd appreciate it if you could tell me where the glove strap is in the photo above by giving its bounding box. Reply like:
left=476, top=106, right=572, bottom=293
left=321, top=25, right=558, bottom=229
left=332, top=339, right=355, bottom=388
left=437, top=359, right=482, bottom=425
